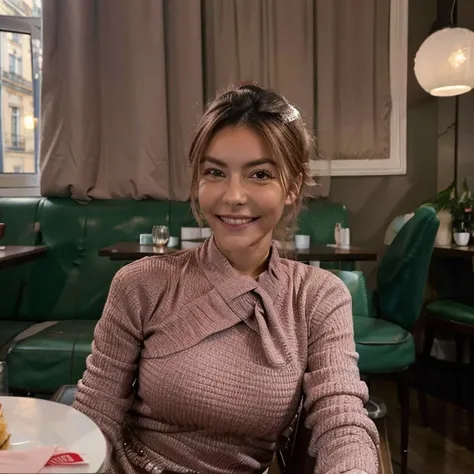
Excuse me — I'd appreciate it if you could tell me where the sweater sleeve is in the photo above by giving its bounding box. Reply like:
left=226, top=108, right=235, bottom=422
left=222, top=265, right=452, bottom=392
left=302, top=272, right=380, bottom=474
left=72, top=264, right=145, bottom=471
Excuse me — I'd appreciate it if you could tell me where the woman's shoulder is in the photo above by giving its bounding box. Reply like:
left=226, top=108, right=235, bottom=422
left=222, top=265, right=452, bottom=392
left=107, top=249, right=202, bottom=322
left=281, top=258, right=345, bottom=290
left=280, top=259, right=351, bottom=308
left=111, top=248, right=198, bottom=289
left=280, top=262, right=352, bottom=339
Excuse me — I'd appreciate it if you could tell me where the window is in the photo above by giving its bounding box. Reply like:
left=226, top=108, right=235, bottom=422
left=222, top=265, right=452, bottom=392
left=0, top=0, right=41, bottom=193
left=8, top=52, right=15, bottom=72
left=10, top=106, right=20, bottom=147
left=8, top=51, right=22, bottom=77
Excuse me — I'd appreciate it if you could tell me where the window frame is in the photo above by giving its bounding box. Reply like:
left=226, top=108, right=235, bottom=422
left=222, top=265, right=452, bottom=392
left=310, top=0, right=408, bottom=177
left=0, top=15, right=40, bottom=192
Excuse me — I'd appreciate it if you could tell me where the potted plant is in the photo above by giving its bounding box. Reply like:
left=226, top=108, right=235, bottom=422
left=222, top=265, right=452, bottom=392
left=422, top=180, right=473, bottom=246
left=450, top=179, right=473, bottom=232
left=449, top=180, right=473, bottom=247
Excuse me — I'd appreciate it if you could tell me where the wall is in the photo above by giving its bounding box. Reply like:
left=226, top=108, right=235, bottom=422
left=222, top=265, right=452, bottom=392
left=437, top=95, right=455, bottom=191
left=329, top=0, right=439, bottom=286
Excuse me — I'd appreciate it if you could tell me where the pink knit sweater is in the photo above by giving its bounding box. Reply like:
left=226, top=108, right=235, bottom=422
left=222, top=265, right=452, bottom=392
left=73, top=237, right=379, bottom=474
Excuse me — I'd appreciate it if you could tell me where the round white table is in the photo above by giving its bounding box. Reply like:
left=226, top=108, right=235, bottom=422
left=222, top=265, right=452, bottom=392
left=0, top=396, right=107, bottom=473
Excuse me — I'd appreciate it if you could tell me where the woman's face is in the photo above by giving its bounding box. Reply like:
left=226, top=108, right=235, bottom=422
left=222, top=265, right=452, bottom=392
left=198, top=126, right=295, bottom=254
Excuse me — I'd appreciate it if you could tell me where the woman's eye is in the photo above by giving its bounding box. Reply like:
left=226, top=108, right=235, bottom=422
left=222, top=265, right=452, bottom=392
left=204, top=168, right=225, bottom=178
left=251, top=170, right=272, bottom=180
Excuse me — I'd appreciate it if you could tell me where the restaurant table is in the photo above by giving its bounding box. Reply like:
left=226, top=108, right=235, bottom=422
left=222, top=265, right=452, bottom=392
left=433, top=244, right=474, bottom=260
left=0, top=395, right=107, bottom=473
left=0, top=245, right=47, bottom=270
left=432, top=244, right=474, bottom=276
left=99, top=242, right=178, bottom=260
left=99, top=241, right=377, bottom=263
left=294, top=245, right=377, bottom=262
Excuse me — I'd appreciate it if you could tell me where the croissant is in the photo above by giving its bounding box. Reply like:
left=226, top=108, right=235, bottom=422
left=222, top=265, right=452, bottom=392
left=0, top=403, right=10, bottom=450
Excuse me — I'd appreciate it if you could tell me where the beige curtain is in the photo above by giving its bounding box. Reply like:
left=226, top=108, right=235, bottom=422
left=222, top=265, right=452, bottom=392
left=203, top=0, right=331, bottom=196
left=40, top=0, right=202, bottom=200
left=40, top=0, right=391, bottom=200
left=316, top=0, right=391, bottom=164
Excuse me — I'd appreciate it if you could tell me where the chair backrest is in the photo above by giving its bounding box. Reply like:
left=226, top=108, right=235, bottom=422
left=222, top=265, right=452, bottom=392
left=383, top=212, right=415, bottom=245
left=376, top=206, right=439, bottom=329
left=329, top=270, right=374, bottom=318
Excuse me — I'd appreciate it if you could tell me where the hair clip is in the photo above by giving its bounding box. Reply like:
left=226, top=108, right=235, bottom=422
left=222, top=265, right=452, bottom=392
left=281, top=104, right=300, bottom=123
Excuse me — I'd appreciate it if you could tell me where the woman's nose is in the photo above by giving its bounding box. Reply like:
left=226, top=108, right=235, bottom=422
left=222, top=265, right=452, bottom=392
left=222, top=177, right=247, bottom=206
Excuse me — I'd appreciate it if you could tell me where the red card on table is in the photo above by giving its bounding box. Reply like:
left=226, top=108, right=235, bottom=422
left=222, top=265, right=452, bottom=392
left=45, top=451, right=87, bottom=466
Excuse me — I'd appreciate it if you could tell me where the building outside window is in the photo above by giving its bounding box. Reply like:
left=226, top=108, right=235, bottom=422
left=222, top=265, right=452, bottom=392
left=0, top=0, right=41, bottom=190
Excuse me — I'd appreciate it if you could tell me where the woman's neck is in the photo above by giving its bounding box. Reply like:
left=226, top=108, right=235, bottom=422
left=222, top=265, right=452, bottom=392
left=216, top=237, right=272, bottom=280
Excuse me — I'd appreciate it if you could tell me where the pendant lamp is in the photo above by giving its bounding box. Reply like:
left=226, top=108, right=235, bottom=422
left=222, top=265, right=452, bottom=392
left=414, top=27, right=474, bottom=97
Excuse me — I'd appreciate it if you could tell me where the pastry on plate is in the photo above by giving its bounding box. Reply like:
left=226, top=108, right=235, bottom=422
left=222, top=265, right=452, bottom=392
left=0, top=403, right=10, bottom=450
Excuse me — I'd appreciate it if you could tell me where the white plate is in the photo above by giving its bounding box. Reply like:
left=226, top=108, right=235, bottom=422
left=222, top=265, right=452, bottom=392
left=0, top=396, right=107, bottom=473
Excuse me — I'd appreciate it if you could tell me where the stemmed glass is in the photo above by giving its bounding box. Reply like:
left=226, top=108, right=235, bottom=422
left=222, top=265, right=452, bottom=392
left=152, top=225, right=170, bottom=252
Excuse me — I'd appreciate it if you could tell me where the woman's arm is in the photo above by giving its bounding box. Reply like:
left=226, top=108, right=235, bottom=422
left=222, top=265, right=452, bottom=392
left=73, top=264, right=145, bottom=468
left=303, top=273, right=379, bottom=474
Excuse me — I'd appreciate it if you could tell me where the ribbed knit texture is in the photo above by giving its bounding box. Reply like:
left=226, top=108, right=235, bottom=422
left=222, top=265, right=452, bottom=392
left=73, top=237, right=379, bottom=474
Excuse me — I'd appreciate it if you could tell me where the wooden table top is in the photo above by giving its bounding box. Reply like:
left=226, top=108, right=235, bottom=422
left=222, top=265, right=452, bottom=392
left=293, top=245, right=377, bottom=262
left=433, top=245, right=474, bottom=259
left=0, top=245, right=48, bottom=269
left=99, top=241, right=377, bottom=262
left=99, top=242, right=177, bottom=260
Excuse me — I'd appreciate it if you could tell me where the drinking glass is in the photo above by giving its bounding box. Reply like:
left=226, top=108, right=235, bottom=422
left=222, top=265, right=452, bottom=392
left=152, top=225, right=170, bottom=248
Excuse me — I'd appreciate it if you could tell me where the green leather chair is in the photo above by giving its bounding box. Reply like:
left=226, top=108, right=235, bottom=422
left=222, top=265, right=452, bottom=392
left=419, top=206, right=474, bottom=370
left=334, top=206, right=439, bottom=474
left=421, top=295, right=474, bottom=413
left=424, top=300, right=474, bottom=344
left=329, top=269, right=373, bottom=319
left=0, top=198, right=43, bottom=345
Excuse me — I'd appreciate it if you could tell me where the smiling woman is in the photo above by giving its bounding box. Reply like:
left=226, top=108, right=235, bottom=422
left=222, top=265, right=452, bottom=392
left=198, top=127, right=297, bottom=277
left=189, top=84, right=314, bottom=277
left=73, top=84, right=379, bottom=474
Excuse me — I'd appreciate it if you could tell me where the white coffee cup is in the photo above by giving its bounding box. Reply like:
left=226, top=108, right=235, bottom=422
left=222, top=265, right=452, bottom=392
left=294, top=234, right=310, bottom=249
left=453, top=232, right=470, bottom=246
left=201, top=227, right=212, bottom=238
left=181, top=227, right=201, bottom=240
left=168, top=236, right=179, bottom=248
left=339, top=228, right=350, bottom=248
left=139, top=233, right=153, bottom=245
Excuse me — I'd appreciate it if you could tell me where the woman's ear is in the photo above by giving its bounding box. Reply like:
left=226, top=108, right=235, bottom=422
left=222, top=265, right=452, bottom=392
left=284, top=173, right=302, bottom=205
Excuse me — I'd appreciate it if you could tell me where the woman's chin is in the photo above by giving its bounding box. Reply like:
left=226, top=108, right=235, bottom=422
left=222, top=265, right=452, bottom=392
left=214, top=231, right=270, bottom=252
left=215, top=232, right=253, bottom=248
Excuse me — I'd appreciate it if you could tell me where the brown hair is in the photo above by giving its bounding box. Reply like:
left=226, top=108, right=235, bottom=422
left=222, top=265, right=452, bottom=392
left=188, top=83, right=316, bottom=241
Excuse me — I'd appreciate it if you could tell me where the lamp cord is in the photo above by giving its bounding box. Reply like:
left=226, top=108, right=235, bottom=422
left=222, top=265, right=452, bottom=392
left=451, top=0, right=457, bottom=26
left=451, top=0, right=459, bottom=192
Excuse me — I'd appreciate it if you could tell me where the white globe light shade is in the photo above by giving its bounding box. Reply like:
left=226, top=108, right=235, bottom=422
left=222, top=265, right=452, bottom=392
left=414, top=27, right=474, bottom=97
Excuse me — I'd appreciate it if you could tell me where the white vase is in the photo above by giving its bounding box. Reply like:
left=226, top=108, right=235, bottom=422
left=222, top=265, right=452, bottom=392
left=453, top=232, right=470, bottom=246
left=435, top=209, right=453, bottom=246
